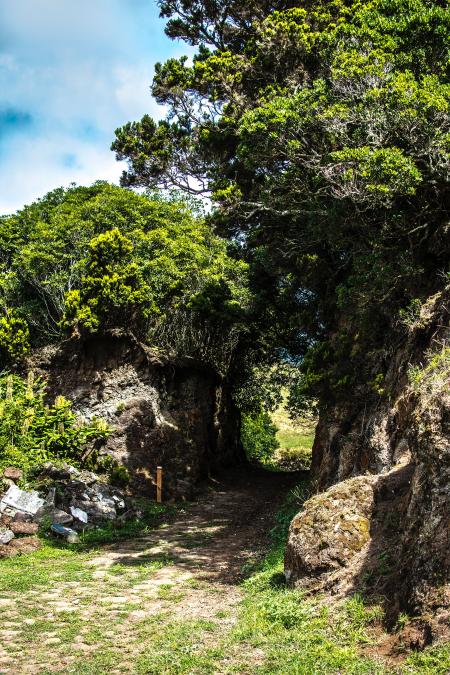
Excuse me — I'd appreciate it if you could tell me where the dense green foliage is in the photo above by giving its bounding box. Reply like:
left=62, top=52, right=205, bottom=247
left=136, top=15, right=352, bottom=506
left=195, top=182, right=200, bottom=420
left=113, top=0, right=450, bottom=410
left=0, top=310, right=30, bottom=363
left=0, top=372, right=109, bottom=474
left=241, top=410, right=279, bottom=463
left=0, top=183, right=248, bottom=371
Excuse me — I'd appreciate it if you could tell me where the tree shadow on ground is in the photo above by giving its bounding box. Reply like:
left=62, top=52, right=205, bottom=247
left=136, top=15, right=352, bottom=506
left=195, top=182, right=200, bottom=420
left=86, top=467, right=306, bottom=586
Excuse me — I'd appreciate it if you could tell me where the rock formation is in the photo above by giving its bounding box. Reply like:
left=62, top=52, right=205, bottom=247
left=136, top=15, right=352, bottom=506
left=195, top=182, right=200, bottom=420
left=28, top=331, right=243, bottom=499
left=286, top=290, right=450, bottom=636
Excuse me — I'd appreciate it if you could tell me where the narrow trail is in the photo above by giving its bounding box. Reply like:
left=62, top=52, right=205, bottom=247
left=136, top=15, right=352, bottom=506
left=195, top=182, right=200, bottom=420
left=92, top=468, right=299, bottom=580
left=0, top=468, right=302, bottom=674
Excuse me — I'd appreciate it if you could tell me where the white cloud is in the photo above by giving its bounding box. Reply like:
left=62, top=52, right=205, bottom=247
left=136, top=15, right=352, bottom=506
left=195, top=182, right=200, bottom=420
left=0, top=0, right=179, bottom=214
left=0, top=1, right=130, bottom=57
left=1, top=133, right=125, bottom=215
left=113, top=65, right=164, bottom=121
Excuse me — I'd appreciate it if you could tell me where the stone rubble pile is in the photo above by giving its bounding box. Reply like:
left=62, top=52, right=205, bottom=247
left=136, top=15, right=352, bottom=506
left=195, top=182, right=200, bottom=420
left=0, top=463, right=137, bottom=557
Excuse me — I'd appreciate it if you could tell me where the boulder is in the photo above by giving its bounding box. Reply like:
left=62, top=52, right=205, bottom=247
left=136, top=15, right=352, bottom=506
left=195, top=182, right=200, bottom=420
left=33, top=505, right=73, bottom=526
left=0, top=528, right=14, bottom=545
left=0, top=544, right=20, bottom=558
left=285, top=475, right=377, bottom=592
left=3, top=467, right=23, bottom=482
left=10, top=521, right=38, bottom=536
left=8, top=536, right=41, bottom=555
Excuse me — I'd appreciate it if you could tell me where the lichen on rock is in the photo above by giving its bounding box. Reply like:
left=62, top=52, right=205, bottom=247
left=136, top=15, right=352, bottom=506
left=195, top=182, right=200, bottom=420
left=285, top=475, right=376, bottom=592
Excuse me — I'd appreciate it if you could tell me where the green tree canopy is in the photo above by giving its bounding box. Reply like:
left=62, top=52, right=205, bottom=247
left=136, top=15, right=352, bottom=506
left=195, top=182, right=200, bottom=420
left=113, top=0, right=450, bottom=408
left=0, top=183, right=249, bottom=372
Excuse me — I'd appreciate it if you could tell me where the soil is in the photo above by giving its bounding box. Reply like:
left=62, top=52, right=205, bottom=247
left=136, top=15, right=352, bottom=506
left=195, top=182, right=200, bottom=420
left=92, top=467, right=301, bottom=584
left=0, top=467, right=303, bottom=674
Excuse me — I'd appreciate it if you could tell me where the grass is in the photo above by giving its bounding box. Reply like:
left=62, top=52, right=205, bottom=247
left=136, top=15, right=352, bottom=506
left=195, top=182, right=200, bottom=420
left=404, top=642, right=450, bottom=674
left=75, top=500, right=178, bottom=549
left=1, top=483, right=448, bottom=674
left=156, top=583, right=186, bottom=602
left=277, top=429, right=315, bottom=450
left=0, top=544, right=93, bottom=593
left=0, top=500, right=226, bottom=675
left=269, top=402, right=316, bottom=471
left=227, top=481, right=450, bottom=674
left=228, top=480, right=385, bottom=674
left=133, top=616, right=221, bottom=674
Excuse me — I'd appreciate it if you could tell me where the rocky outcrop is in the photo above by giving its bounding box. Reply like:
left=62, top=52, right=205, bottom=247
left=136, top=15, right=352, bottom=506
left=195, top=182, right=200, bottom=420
left=28, top=331, right=243, bottom=499
left=286, top=463, right=416, bottom=613
left=285, top=475, right=376, bottom=592
left=286, top=290, right=450, bottom=633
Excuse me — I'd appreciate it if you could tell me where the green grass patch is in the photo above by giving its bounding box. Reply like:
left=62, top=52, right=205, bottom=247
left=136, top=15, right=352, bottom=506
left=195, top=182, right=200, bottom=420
left=404, top=642, right=450, bottom=674
left=269, top=403, right=316, bottom=471
left=0, top=544, right=93, bottom=594
left=75, top=500, right=177, bottom=550
left=157, top=583, right=186, bottom=602
left=134, top=616, right=221, bottom=674
left=227, top=479, right=450, bottom=675
left=276, top=429, right=315, bottom=451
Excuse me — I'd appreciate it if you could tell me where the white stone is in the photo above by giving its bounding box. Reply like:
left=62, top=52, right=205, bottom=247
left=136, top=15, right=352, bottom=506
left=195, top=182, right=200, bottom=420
left=0, top=485, right=45, bottom=515
left=0, top=528, right=14, bottom=545
left=70, top=506, right=88, bottom=523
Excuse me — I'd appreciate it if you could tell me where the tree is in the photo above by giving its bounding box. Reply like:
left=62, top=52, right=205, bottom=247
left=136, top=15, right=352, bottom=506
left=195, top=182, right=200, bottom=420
left=0, top=183, right=249, bottom=373
left=241, top=409, right=279, bottom=464
left=0, top=311, right=30, bottom=364
left=62, top=228, right=154, bottom=334
left=113, top=0, right=450, bottom=408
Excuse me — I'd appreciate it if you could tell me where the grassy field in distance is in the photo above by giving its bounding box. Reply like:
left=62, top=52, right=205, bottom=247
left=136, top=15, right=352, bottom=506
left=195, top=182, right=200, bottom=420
left=270, top=400, right=317, bottom=471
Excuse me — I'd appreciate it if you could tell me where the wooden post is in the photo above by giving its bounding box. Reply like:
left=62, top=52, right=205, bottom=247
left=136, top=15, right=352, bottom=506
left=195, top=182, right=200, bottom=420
left=156, top=466, right=163, bottom=503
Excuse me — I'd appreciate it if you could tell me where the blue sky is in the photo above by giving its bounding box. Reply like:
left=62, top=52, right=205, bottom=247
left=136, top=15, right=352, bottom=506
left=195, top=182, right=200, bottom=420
left=0, top=0, right=185, bottom=215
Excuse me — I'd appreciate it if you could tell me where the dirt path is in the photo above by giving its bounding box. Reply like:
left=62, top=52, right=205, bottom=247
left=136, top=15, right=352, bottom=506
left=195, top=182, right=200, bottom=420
left=0, top=468, right=301, bottom=674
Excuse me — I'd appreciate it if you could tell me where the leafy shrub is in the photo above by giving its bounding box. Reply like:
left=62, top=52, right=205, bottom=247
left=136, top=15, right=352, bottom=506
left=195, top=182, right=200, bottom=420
left=109, top=464, right=131, bottom=487
left=274, top=446, right=312, bottom=472
left=408, top=346, right=450, bottom=391
left=62, top=228, right=154, bottom=334
left=0, top=311, right=30, bottom=364
left=399, top=298, right=423, bottom=330
left=241, top=410, right=279, bottom=463
left=0, top=183, right=248, bottom=373
left=0, top=372, right=109, bottom=474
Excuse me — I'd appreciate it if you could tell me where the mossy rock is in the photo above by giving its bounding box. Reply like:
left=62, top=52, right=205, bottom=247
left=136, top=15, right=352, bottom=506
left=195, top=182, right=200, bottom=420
left=285, top=475, right=377, bottom=589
